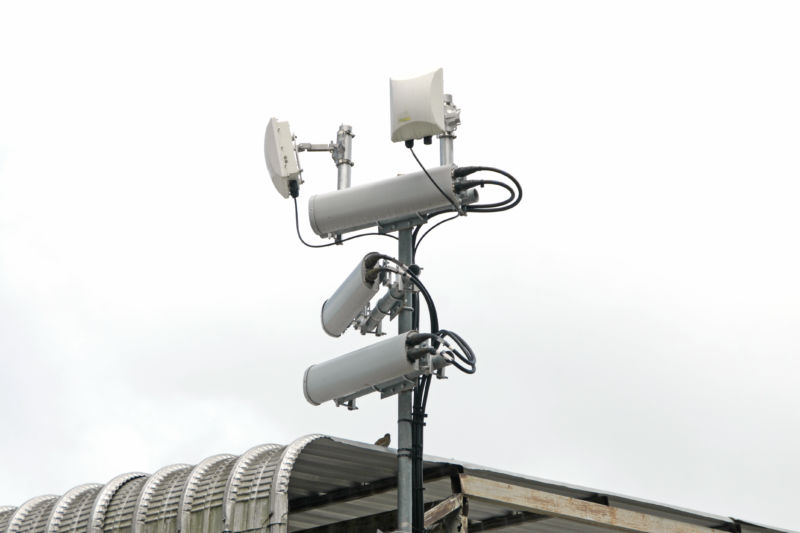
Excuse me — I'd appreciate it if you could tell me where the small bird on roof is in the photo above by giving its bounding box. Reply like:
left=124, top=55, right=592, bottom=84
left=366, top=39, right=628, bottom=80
left=374, top=433, right=391, bottom=447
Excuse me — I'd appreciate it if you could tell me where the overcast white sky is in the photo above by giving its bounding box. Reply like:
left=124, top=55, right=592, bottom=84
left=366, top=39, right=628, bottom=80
left=1, top=1, right=799, bottom=530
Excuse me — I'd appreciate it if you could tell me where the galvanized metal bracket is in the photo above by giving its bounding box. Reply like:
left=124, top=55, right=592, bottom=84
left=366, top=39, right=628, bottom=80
left=378, top=213, right=428, bottom=234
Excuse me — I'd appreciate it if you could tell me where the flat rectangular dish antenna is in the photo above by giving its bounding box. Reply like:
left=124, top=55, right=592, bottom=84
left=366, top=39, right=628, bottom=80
left=264, top=117, right=301, bottom=198
left=390, top=69, right=445, bottom=143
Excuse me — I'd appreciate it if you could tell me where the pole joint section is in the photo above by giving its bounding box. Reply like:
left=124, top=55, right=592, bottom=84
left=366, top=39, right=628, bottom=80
left=333, top=124, right=354, bottom=189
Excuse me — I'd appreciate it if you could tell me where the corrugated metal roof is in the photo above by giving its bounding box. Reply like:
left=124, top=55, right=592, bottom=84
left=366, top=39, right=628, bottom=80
left=1, top=434, right=795, bottom=533
left=47, top=484, right=103, bottom=533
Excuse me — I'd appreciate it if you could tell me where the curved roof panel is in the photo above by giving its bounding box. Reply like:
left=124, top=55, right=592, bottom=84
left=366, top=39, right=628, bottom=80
left=6, top=496, right=58, bottom=533
left=221, top=443, right=282, bottom=532
left=1, top=507, right=16, bottom=533
left=88, top=473, right=147, bottom=533
left=101, top=475, right=148, bottom=533
left=46, top=484, right=102, bottom=533
left=133, top=464, right=192, bottom=533
left=1, top=435, right=794, bottom=533
left=176, top=454, right=234, bottom=533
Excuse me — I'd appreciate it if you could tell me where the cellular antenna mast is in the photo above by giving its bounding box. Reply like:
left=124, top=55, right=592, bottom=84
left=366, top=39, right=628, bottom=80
left=265, top=68, right=521, bottom=533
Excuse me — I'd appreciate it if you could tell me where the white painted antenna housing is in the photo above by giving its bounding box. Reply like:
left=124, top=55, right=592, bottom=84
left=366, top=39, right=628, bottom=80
left=264, top=118, right=301, bottom=198
left=389, top=68, right=445, bottom=143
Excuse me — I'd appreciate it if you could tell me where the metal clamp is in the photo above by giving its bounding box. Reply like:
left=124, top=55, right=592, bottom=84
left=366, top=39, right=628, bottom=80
left=333, top=124, right=354, bottom=189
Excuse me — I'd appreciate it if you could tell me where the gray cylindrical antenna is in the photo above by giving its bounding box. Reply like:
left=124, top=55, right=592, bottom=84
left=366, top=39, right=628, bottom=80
left=320, top=252, right=382, bottom=337
left=308, top=165, right=459, bottom=237
left=303, top=331, right=421, bottom=406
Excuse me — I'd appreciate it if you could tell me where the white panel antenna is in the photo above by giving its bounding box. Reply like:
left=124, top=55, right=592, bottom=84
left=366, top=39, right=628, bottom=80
left=389, top=69, right=445, bottom=143
left=264, top=117, right=301, bottom=198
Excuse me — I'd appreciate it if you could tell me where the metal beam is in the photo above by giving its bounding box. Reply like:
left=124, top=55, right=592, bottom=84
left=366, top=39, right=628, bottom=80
left=468, top=511, right=548, bottom=531
left=459, top=475, right=720, bottom=533
left=289, top=468, right=455, bottom=514
left=289, top=475, right=398, bottom=514
left=291, top=509, right=398, bottom=533
left=293, top=498, right=448, bottom=533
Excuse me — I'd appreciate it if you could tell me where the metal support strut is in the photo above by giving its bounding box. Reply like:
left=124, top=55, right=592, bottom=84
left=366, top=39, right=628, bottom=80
left=400, top=94, right=458, bottom=533
left=333, top=124, right=354, bottom=190
left=439, top=94, right=460, bottom=166
left=296, top=124, right=354, bottom=191
left=397, top=229, right=414, bottom=533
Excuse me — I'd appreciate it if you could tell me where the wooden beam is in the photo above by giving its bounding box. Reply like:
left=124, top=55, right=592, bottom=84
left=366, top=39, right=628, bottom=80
left=424, top=494, right=463, bottom=528
left=459, top=475, right=720, bottom=533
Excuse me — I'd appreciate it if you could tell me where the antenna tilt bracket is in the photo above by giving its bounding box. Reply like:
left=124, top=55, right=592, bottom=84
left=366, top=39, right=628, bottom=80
left=441, top=94, right=461, bottom=137
left=332, top=124, right=354, bottom=167
left=295, top=124, right=354, bottom=190
left=296, top=142, right=334, bottom=153
left=378, top=213, right=428, bottom=234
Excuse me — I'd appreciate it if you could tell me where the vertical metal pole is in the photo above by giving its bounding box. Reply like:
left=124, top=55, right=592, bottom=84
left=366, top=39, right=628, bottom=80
left=335, top=124, right=353, bottom=190
left=439, top=94, right=457, bottom=167
left=439, top=135, right=453, bottom=166
left=403, top=94, right=458, bottom=530
left=397, top=228, right=414, bottom=533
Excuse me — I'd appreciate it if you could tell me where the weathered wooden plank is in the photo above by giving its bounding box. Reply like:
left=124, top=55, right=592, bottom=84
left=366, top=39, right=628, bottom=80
left=459, top=475, right=718, bottom=533
left=424, top=494, right=463, bottom=528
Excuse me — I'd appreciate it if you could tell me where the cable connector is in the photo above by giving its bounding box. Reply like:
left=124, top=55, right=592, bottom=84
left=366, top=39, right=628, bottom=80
left=407, top=345, right=435, bottom=362
left=453, top=166, right=482, bottom=178
left=453, top=180, right=483, bottom=193
left=288, top=179, right=300, bottom=198
left=405, top=332, right=433, bottom=346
